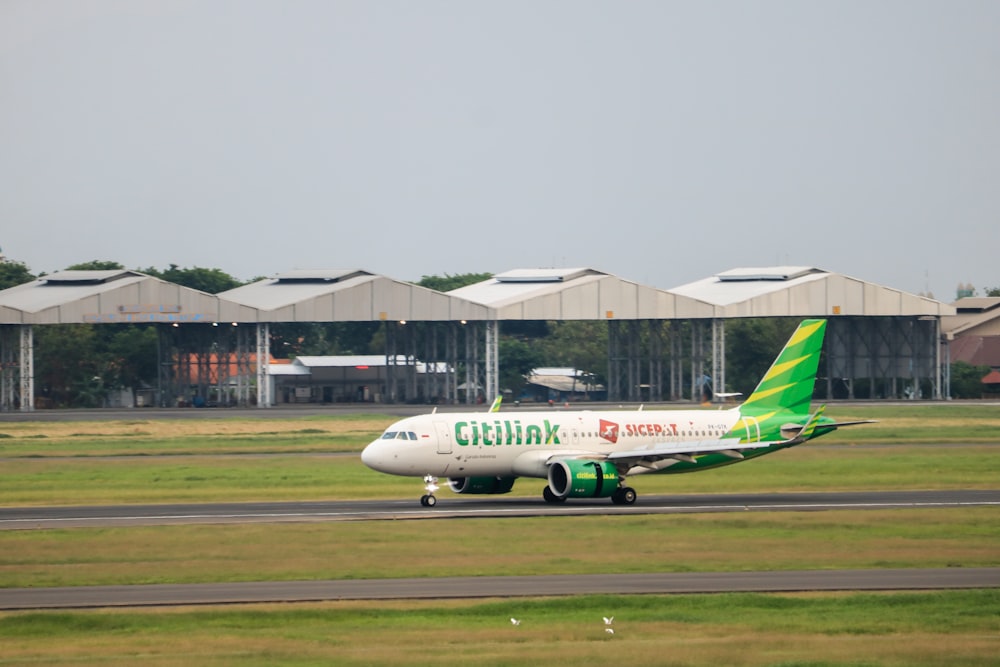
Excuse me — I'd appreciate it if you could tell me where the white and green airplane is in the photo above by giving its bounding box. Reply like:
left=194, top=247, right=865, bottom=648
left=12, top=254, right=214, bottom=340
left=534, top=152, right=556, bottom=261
left=361, top=319, right=872, bottom=506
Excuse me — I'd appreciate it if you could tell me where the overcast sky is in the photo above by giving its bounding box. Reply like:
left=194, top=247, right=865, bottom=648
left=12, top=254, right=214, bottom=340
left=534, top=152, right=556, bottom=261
left=2, top=1, right=997, bottom=300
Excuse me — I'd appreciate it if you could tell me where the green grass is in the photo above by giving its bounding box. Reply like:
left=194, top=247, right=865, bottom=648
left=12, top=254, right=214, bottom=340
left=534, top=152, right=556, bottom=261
left=2, top=508, right=997, bottom=588
left=0, top=443, right=996, bottom=506
left=1, top=591, right=998, bottom=666
left=815, top=404, right=1000, bottom=444
left=0, top=406, right=997, bottom=665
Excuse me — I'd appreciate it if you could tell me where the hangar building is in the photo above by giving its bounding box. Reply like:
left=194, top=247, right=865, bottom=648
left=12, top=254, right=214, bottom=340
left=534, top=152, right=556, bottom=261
left=0, top=265, right=955, bottom=410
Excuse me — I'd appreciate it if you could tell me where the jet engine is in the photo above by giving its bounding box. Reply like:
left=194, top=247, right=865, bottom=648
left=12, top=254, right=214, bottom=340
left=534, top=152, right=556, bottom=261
left=547, top=460, right=619, bottom=499
left=448, top=476, right=517, bottom=494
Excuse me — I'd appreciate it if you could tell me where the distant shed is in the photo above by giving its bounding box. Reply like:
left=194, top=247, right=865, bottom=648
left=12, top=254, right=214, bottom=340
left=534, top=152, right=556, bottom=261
left=943, top=298, right=1000, bottom=393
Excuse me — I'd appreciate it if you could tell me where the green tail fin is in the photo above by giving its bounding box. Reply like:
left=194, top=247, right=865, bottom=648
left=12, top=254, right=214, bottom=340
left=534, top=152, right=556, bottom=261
left=739, top=319, right=827, bottom=418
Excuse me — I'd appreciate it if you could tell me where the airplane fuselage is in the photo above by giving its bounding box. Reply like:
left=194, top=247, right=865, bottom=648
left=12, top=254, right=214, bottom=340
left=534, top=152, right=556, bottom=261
left=360, top=320, right=858, bottom=506
left=361, top=407, right=760, bottom=480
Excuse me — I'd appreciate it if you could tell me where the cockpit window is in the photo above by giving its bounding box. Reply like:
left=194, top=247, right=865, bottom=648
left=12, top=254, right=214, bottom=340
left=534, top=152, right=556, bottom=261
left=382, top=431, right=419, bottom=441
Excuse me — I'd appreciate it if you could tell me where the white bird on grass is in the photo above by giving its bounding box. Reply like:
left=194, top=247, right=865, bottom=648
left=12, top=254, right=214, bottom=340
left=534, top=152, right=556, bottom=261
left=510, top=618, right=520, bottom=626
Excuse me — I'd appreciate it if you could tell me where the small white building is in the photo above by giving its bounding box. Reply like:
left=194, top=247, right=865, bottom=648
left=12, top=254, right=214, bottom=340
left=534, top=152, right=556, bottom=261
left=268, top=355, right=451, bottom=404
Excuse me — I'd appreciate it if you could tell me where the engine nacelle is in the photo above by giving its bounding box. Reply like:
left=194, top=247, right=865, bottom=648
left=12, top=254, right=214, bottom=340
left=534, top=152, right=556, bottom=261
left=547, top=460, right=618, bottom=499
left=448, top=476, right=517, bottom=494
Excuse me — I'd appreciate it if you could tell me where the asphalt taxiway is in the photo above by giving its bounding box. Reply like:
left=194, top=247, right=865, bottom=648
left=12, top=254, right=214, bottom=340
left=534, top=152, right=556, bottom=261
left=1, top=489, right=997, bottom=530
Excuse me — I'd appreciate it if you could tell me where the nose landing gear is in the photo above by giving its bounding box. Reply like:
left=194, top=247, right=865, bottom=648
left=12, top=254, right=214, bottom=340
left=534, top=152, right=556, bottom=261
left=420, top=475, right=439, bottom=507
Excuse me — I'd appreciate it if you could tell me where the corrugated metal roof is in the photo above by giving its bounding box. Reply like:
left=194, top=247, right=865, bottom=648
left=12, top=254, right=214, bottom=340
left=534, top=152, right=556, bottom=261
left=448, top=267, right=716, bottom=320
left=0, top=266, right=958, bottom=326
left=953, top=297, right=1000, bottom=313
left=449, top=268, right=603, bottom=308
left=715, top=266, right=821, bottom=282
left=274, top=269, right=371, bottom=282
left=670, top=267, right=830, bottom=307
left=949, top=336, right=1000, bottom=366
left=0, top=270, right=222, bottom=324
left=0, top=271, right=147, bottom=313
left=943, top=297, right=1000, bottom=337
left=220, top=271, right=375, bottom=311
left=526, top=368, right=605, bottom=392
left=293, top=355, right=391, bottom=367
left=290, top=355, right=448, bottom=373
left=43, top=270, right=140, bottom=284
left=494, top=268, right=594, bottom=283
left=669, top=266, right=955, bottom=318
left=219, top=270, right=490, bottom=322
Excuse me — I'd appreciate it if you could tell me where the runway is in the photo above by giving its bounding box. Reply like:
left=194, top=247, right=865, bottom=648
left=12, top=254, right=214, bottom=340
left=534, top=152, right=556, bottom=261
left=2, top=489, right=998, bottom=529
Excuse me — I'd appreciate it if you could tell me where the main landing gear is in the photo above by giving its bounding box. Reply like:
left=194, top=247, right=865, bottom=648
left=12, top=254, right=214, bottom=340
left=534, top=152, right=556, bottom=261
left=541, top=484, right=638, bottom=505
left=611, top=486, right=637, bottom=505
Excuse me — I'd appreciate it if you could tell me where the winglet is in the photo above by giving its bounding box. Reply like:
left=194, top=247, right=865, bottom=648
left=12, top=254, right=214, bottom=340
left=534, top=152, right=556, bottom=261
left=489, top=396, right=502, bottom=413
left=797, top=404, right=826, bottom=441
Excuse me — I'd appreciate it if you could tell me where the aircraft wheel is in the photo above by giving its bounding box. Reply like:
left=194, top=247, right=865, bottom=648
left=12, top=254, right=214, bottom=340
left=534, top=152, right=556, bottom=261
left=612, top=487, right=637, bottom=505
left=420, top=494, right=437, bottom=507
left=543, top=486, right=566, bottom=503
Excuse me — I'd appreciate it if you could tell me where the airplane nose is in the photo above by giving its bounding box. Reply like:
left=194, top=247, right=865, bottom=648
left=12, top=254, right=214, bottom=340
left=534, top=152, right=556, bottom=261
left=361, top=439, right=391, bottom=472
left=361, top=441, right=379, bottom=469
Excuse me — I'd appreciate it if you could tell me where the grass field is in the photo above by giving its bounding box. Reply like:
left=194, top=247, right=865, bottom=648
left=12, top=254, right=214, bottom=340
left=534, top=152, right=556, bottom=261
left=0, top=404, right=998, bottom=665
left=2, top=591, right=998, bottom=666
left=3, top=507, right=997, bottom=588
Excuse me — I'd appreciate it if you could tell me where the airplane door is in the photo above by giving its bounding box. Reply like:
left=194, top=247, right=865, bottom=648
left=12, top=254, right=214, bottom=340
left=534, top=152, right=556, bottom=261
left=434, top=421, right=452, bottom=454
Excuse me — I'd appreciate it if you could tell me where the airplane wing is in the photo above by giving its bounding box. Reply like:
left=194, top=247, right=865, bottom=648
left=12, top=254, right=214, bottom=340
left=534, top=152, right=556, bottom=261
left=602, top=407, right=833, bottom=474
left=605, top=438, right=774, bottom=472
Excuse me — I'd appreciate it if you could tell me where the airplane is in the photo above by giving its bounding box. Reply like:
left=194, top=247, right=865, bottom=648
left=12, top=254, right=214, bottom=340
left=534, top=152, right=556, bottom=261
left=361, top=319, right=873, bottom=507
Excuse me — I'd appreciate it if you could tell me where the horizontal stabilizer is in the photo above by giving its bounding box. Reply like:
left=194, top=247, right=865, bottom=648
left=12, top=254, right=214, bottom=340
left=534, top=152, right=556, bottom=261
left=825, top=419, right=879, bottom=428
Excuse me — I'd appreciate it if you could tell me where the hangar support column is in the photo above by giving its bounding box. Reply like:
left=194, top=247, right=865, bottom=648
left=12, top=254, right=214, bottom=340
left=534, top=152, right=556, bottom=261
left=0, top=327, right=15, bottom=411
left=669, top=324, right=683, bottom=401
left=711, top=318, right=725, bottom=403
left=256, top=323, right=271, bottom=408
left=0, top=325, right=31, bottom=412
left=484, top=320, right=498, bottom=404
left=463, top=322, right=479, bottom=404
left=20, top=325, right=33, bottom=412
